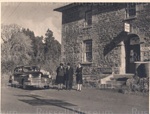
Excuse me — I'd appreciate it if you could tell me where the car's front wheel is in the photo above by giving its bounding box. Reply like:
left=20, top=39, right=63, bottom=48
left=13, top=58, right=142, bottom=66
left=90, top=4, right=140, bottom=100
left=10, top=80, right=14, bottom=87
left=22, top=80, right=27, bottom=89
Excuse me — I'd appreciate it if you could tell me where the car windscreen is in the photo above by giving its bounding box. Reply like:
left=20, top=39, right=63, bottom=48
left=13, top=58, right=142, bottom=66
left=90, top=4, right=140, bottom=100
left=23, top=67, right=32, bottom=72
left=32, top=66, right=40, bottom=71
left=15, top=67, right=23, bottom=72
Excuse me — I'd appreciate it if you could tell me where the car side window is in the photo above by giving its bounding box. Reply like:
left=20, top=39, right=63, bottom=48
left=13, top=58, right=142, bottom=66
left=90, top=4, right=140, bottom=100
left=15, top=68, right=22, bottom=72
left=23, top=68, right=30, bottom=72
left=15, top=69, right=18, bottom=73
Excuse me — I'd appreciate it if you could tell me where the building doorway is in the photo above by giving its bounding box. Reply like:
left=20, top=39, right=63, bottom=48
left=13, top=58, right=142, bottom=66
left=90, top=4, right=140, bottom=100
left=124, top=34, right=141, bottom=73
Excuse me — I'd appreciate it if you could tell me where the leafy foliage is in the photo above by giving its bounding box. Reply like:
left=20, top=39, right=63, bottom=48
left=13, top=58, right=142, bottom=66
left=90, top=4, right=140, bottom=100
left=1, top=24, right=22, bottom=43
left=1, top=24, right=61, bottom=75
left=42, top=29, right=61, bottom=73
left=1, top=32, right=33, bottom=73
left=121, top=76, right=149, bottom=94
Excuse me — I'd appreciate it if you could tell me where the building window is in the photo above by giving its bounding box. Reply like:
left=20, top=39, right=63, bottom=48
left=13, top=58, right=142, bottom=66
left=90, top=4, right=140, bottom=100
left=83, top=40, right=92, bottom=62
left=85, top=10, right=92, bottom=26
left=126, top=3, right=136, bottom=18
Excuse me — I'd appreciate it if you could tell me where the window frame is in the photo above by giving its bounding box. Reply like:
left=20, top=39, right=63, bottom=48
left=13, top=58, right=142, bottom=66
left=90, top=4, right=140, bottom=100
left=85, top=10, right=92, bottom=26
left=126, top=3, right=136, bottom=18
left=83, top=39, right=92, bottom=63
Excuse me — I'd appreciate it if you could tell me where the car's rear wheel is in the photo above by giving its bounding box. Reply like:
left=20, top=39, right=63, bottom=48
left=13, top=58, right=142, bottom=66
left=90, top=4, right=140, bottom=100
left=44, top=85, right=50, bottom=89
left=10, top=80, right=14, bottom=87
left=10, top=76, right=15, bottom=87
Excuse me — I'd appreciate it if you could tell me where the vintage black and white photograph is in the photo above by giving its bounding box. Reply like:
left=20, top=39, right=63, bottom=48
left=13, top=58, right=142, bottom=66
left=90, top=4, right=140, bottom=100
left=1, top=2, right=150, bottom=114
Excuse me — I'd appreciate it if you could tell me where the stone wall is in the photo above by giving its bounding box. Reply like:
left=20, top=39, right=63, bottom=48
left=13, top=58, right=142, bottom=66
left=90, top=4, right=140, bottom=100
left=130, top=4, right=150, bottom=61
left=91, top=6, right=126, bottom=71
left=61, top=3, right=150, bottom=76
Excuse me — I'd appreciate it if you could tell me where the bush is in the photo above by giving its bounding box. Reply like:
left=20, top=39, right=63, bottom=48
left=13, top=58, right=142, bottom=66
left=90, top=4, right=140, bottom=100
left=121, top=76, right=149, bottom=94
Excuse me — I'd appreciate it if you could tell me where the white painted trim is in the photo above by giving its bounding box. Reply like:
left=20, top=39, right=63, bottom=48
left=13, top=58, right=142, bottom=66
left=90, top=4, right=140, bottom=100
left=120, top=41, right=126, bottom=74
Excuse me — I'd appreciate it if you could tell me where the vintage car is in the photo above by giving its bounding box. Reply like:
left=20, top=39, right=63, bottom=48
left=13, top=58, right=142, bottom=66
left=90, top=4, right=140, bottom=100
left=9, top=66, right=52, bottom=89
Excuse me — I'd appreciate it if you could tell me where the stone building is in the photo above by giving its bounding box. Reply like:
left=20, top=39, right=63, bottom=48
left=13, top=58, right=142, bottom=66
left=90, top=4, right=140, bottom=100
left=54, top=3, right=150, bottom=77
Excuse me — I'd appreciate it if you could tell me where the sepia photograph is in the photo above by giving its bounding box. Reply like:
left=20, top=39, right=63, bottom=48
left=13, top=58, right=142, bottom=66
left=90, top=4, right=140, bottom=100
left=1, top=2, right=150, bottom=114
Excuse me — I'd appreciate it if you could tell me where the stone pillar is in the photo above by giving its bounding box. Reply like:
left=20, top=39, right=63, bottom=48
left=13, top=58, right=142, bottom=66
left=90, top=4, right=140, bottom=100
left=120, top=41, right=126, bottom=74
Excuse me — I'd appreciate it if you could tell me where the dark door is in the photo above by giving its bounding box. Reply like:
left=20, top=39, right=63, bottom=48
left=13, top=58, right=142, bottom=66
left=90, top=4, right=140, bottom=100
left=125, top=36, right=141, bottom=73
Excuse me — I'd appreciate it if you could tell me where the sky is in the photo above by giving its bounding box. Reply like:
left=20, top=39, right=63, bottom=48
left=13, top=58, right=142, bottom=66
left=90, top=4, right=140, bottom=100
left=1, top=2, right=70, bottom=43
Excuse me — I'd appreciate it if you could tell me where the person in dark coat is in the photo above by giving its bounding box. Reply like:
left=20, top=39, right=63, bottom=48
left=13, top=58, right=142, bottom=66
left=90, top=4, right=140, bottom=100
left=55, top=63, right=65, bottom=90
left=76, top=63, right=83, bottom=91
left=65, top=63, right=74, bottom=90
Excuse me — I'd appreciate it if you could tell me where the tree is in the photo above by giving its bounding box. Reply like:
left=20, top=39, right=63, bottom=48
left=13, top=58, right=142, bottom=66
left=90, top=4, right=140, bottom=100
left=1, top=24, right=22, bottom=43
left=1, top=24, right=61, bottom=75
left=1, top=32, right=33, bottom=73
left=10, top=32, right=33, bottom=64
left=42, top=29, right=61, bottom=73
left=33, top=36, right=45, bottom=66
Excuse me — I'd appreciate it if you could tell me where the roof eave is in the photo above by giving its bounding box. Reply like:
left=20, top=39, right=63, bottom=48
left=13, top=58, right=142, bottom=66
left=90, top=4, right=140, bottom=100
left=53, top=3, right=77, bottom=12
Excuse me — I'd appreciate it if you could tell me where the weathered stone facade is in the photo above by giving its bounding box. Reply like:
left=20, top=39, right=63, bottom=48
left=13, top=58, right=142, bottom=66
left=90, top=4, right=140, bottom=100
left=55, top=3, right=150, bottom=76
left=128, top=4, right=150, bottom=61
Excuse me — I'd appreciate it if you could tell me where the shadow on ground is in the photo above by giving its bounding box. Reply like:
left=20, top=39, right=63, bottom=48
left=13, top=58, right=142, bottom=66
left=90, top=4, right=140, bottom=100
left=15, top=94, right=85, bottom=114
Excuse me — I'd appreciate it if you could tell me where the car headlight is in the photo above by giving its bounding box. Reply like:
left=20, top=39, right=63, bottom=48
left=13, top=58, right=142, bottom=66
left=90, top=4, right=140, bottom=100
left=48, top=75, right=52, bottom=78
left=39, top=74, right=41, bottom=78
left=44, top=78, right=47, bottom=81
left=29, top=74, right=32, bottom=78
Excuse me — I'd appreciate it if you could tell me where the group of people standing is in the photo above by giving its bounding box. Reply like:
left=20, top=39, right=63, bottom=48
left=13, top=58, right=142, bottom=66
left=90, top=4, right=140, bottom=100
left=55, top=63, right=83, bottom=91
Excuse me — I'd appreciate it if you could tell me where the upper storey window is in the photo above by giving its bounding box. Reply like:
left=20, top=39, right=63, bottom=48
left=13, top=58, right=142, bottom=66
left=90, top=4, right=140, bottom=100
left=85, top=10, right=92, bottom=26
left=126, top=3, right=136, bottom=18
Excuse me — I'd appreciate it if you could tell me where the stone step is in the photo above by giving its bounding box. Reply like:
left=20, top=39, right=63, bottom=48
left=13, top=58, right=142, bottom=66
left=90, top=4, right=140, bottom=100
left=99, top=81, right=125, bottom=89
left=105, top=80, right=126, bottom=89
left=98, top=84, right=115, bottom=89
left=110, top=77, right=115, bottom=80
left=100, top=74, right=113, bottom=84
left=110, top=77, right=128, bottom=82
left=113, top=73, right=134, bottom=79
